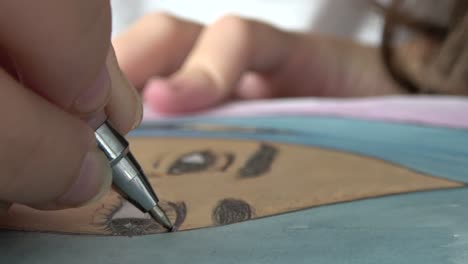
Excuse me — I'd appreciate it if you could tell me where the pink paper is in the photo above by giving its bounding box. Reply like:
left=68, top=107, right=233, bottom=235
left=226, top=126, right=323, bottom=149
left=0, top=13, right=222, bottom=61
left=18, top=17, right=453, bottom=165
left=143, top=95, right=468, bottom=129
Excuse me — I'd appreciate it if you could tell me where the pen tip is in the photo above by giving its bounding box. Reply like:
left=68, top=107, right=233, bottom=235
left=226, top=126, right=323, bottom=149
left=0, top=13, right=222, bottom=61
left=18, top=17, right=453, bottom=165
left=149, top=204, right=174, bottom=231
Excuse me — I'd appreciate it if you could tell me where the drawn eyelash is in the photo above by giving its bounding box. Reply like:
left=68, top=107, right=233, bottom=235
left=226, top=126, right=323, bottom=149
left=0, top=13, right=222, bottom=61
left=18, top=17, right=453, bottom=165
left=91, top=196, right=124, bottom=233
left=107, top=201, right=187, bottom=236
left=92, top=196, right=187, bottom=236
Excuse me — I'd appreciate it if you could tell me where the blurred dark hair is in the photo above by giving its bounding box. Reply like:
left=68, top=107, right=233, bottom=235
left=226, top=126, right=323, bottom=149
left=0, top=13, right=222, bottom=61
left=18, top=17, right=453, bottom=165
left=373, top=0, right=467, bottom=94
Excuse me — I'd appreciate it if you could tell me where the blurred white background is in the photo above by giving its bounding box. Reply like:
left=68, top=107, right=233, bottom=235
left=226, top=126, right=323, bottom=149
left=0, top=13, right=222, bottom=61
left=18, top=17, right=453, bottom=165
left=110, top=0, right=385, bottom=45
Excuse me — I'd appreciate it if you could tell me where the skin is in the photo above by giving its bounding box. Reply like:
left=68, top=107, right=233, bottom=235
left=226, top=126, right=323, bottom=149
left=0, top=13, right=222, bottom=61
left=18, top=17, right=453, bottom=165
left=113, top=12, right=417, bottom=115
left=1, top=5, right=460, bottom=228
left=2, top=5, right=401, bottom=216
left=114, top=12, right=466, bottom=115
left=0, top=1, right=141, bottom=212
left=0, top=137, right=460, bottom=235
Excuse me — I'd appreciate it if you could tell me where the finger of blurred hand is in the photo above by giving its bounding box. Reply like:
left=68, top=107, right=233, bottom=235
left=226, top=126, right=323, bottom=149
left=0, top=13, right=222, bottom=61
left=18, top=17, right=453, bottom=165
left=115, top=13, right=403, bottom=115
left=143, top=15, right=298, bottom=113
left=113, top=12, right=202, bottom=89
left=0, top=69, right=112, bottom=210
left=0, top=0, right=112, bottom=119
left=113, top=13, right=293, bottom=113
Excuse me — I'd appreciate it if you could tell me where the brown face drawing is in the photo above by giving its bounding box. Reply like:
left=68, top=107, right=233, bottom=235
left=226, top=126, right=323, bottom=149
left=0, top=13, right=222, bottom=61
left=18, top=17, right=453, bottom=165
left=0, top=137, right=462, bottom=236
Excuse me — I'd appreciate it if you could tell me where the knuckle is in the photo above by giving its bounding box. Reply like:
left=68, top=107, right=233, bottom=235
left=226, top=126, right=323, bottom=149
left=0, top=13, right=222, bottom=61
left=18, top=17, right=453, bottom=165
left=211, top=15, right=257, bottom=50
left=213, top=14, right=255, bottom=36
left=140, top=11, right=182, bottom=33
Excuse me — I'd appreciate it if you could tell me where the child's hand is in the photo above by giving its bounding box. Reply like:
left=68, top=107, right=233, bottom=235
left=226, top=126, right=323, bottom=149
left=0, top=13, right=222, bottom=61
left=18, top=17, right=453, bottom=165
left=0, top=1, right=141, bottom=212
left=114, top=13, right=404, bottom=114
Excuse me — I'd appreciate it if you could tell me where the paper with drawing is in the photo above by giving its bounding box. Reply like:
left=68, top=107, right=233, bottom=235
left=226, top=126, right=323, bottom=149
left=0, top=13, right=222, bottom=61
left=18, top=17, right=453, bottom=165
left=0, top=113, right=466, bottom=236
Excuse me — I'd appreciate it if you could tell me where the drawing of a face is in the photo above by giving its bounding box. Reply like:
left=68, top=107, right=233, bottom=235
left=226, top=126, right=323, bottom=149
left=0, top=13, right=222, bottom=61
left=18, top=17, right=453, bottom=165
left=0, top=137, right=461, bottom=236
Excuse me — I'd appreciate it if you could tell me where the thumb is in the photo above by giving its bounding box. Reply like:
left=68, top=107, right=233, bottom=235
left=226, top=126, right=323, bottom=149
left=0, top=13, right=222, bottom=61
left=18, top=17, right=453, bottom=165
left=0, top=69, right=112, bottom=210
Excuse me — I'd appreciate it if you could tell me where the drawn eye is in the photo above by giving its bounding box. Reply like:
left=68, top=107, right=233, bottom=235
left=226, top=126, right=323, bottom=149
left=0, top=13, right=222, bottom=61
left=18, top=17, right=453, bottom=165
left=109, top=217, right=163, bottom=236
left=212, top=198, right=254, bottom=225
left=93, top=197, right=186, bottom=236
left=112, top=201, right=185, bottom=236
left=167, top=150, right=217, bottom=175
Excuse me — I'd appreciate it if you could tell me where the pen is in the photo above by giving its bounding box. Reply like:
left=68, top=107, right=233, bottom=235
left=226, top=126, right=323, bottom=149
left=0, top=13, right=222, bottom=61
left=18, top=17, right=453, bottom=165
left=94, top=120, right=174, bottom=231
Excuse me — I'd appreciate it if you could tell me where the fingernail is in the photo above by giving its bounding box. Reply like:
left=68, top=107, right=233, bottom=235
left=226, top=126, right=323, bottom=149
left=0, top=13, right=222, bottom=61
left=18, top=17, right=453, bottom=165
left=57, top=148, right=112, bottom=207
left=85, top=110, right=108, bottom=130
left=131, top=91, right=143, bottom=130
left=170, top=70, right=225, bottom=103
left=143, top=73, right=221, bottom=113
left=107, top=48, right=143, bottom=131
left=73, top=65, right=111, bottom=115
left=125, top=73, right=143, bottom=130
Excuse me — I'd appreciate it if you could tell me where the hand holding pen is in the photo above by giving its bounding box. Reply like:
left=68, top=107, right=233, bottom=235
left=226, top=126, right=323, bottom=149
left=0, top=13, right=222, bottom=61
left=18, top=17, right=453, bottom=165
left=0, top=1, right=141, bottom=213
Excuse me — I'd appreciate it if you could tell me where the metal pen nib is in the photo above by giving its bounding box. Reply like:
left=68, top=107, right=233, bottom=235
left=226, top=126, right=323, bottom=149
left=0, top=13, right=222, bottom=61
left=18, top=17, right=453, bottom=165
left=149, top=205, right=174, bottom=231
left=95, top=121, right=174, bottom=231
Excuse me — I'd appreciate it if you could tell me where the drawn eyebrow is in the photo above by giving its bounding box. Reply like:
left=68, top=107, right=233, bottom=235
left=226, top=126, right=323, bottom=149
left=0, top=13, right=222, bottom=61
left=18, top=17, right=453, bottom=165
left=220, top=153, right=235, bottom=172
left=238, top=143, right=278, bottom=178
left=212, top=198, right=254, bottom=226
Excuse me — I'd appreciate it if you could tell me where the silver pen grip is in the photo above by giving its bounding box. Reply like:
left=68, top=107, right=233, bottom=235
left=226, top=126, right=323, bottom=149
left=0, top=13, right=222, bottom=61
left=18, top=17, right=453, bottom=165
left=94, top=120, right=129, bottom=163
left=95, top=121, right=159, bottom=212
